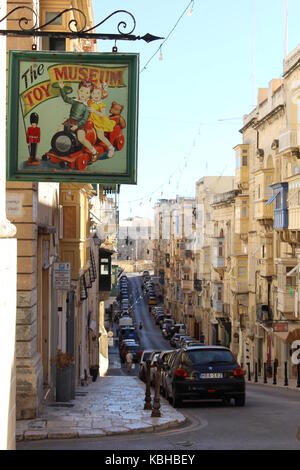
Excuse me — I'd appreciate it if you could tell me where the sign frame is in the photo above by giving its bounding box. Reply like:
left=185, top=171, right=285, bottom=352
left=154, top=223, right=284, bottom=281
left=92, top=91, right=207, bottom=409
left=7, top=50, right=139, bottom=184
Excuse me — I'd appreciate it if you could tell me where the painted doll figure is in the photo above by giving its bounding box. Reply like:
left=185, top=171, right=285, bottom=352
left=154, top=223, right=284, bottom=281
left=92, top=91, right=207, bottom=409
left=26, top=112, right=40, bottom=166
left=88, top=82, right=116, bottom=159
left=59, top=80, right=98, bottom=161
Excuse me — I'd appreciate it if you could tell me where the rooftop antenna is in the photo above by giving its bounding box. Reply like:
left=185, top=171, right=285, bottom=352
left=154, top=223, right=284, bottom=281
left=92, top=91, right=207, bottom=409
left=251, top=0, right=256, bottom=108
left=284, top=0, right=288, bottom=59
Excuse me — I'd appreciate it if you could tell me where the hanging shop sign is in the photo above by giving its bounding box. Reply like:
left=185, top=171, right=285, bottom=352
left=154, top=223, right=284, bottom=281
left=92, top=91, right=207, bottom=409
left=7, top=50, right=139, bottom=184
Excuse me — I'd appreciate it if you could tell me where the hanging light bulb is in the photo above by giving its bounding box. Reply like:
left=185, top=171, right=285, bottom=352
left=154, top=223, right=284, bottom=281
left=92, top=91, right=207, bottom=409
left=187, top=0, right=194, bottom=16
left=159, top=46, right=163, bottom=61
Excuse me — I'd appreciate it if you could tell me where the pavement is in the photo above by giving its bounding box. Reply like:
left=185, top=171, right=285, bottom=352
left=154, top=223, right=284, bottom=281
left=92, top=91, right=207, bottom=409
left=16, top=374, right=186, bottom=442
left=246, top=373, right=300, bottom=391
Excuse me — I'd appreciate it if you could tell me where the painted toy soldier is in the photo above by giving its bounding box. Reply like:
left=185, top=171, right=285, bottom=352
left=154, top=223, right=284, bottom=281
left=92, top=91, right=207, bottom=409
left=26, top=112, right=40, bottom=166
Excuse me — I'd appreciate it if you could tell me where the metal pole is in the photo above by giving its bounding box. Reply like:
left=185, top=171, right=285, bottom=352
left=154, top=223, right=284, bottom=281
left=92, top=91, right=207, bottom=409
left=254, top=362, right=258, bottom=382
left=0, top=0, right=17, bottom=450
left=247, top=362, right=251, bottom=381
left=144, top=359, right=152, bottom=410
left=284, top=361, right=288, bottom=386
left=273, top=358, right=278, bottom=385
left=297, top=363, right=300, bottom=388
left=151, top=359, right=162, bottom=417
left=264, top=362, right=267, bottom=384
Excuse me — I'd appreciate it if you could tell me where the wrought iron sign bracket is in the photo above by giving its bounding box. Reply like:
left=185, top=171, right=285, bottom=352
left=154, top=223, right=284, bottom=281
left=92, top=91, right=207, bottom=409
left=0, top=7, right=163, bottom=48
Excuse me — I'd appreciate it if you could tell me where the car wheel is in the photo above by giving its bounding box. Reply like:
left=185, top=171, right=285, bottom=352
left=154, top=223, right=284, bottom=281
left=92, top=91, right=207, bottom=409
left=172, top=387, right=182, bottom=408
left=235, top=396, right=245, bottom=407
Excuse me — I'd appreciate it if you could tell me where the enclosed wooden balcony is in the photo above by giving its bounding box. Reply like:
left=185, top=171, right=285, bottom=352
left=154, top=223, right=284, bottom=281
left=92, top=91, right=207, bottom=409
left=254, top=168, right=274, bottom=222
left=267, top=182, right=288, bottom=230
left=259, top=258, right=274, bottom=277
left=234, top=144, right=249, bottom=188
left=277, top=290, right=295, bottom=314
left=212, top=237, right=224, bottom=269
left=235, top=197, right=249, bottom=234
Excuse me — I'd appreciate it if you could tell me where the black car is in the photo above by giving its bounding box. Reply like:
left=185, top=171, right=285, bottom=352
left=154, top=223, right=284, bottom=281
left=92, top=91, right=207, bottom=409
left=164, top=346, right=245, bottom=408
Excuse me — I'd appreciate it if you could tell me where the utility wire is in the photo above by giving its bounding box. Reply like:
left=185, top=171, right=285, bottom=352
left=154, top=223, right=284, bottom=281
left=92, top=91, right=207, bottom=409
left=140, top=0, right=194, bottom=73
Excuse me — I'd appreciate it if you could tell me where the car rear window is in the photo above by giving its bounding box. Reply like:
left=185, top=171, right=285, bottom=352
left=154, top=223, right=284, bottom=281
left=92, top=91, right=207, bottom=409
left=142, top=352, right=152, bottom=360
left=186, top=349, right=235, bottom=365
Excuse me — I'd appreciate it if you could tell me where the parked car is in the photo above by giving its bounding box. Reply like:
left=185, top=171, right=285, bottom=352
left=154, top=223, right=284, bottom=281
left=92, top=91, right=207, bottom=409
left=118, top=326, right=136, bottom=341
left=150, top=352, right=160, bottom=385
left=120, top=343, right=143, bottom=364
left=170, top=333, right=186, bottom=348
left=178, top=336, right=194, bottom=347
left=170, top=333, right=181, bottom=348
left=138, top=350, right=153, bottom=381
left=121, top=330, right=140, bottom=343
left=148, top=296, right=157, bottom=306
left=119, top=339, right=137, bottom=361
left=182, top=340, right=201, bottom=348
left=156, top=313, right=165, bottom=326
left=164, top=345, right=246, bottom=408
left=160, top=350, right=178, bottom=397
left=138, top=350, right=160, bottom=381
left=169, top=323, right=186, bottom=337
left=156, top=350, right=173, bottom=393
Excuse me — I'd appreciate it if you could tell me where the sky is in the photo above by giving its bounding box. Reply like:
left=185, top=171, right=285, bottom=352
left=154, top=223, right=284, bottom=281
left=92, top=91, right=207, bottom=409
left=94, top=0, right=300, bottom=220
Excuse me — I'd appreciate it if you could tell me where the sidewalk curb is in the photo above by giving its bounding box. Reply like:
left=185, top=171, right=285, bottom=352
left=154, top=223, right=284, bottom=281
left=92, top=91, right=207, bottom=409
left=17, top=415, right=186, bottom=442
left=246, top=381, right=300, bottom=392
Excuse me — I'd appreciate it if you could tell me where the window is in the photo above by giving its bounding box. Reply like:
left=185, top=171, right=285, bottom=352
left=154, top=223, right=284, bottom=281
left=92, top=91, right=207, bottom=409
left=45, top=11, right=62, bottom=25
left=187, top=349, right=234, bottom=365
left=275, top=192, right=282, bottom=209
left=242, top=155, right=248, bottom=166
left=257, top=185, right=261, bottom=199
left=238, top=267, right=247, bottom=277
left=286, top=267, right=297, bottom=287
left=262, top=245, right=265, bottom=259
left=217, top=287, right=222, bottom=301
left=218, top=241, right=223, bottom=257
left=49, top=38, right=66, bottom=51
left=242, top=206, right=247, bottom=218
left=286, top=275, right=296, bottom=288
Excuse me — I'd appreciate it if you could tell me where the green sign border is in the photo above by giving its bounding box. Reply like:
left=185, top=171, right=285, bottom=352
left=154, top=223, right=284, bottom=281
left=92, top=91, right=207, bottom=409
left=7, top=50, right=139, bottom=184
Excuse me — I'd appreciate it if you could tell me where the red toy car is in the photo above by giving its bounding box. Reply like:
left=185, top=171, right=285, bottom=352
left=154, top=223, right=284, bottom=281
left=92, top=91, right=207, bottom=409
left=42, top=117, right=125, bottom=171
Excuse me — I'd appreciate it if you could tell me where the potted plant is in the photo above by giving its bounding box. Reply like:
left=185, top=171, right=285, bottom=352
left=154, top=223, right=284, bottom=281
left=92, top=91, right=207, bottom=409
left=53, top=349, right=74, bottom=402
left=89, top=364, right=99, bottom=382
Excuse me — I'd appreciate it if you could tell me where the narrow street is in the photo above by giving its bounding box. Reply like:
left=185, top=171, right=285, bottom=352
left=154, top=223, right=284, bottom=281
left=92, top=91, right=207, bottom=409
left=17, top=274, right=300, bottom=450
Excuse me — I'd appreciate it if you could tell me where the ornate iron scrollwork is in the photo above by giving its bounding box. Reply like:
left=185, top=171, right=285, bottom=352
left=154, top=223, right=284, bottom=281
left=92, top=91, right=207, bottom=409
left=0, top=6, right=163, bottom=43
left=0, top=6, right=38, bottom=31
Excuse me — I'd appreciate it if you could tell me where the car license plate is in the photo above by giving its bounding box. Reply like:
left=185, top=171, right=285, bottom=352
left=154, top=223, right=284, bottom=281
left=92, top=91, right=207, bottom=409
left=200, top=373, right=223, bottom=379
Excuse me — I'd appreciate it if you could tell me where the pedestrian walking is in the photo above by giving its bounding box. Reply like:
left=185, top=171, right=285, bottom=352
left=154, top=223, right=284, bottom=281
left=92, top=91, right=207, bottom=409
left=126, top=351, right=133, bottom=373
